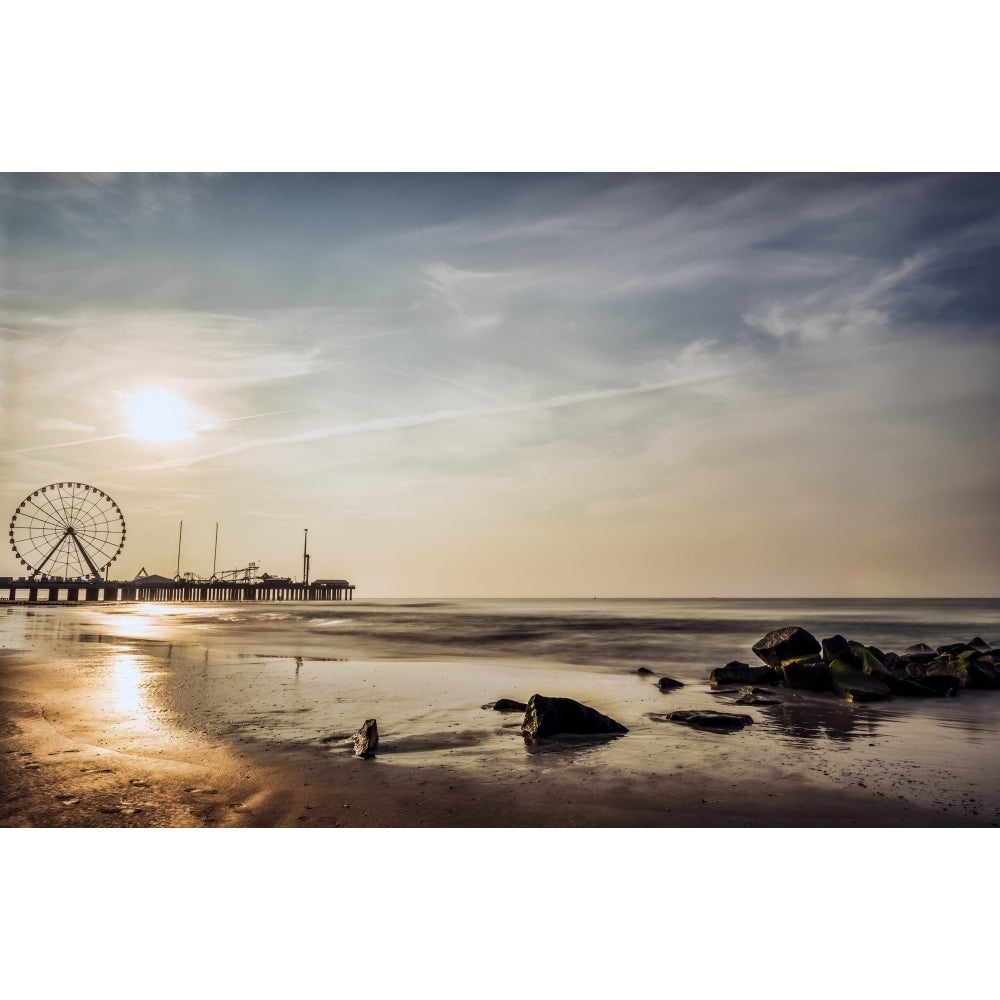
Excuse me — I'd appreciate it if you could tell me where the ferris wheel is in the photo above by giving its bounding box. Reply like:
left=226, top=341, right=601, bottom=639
left=9, top=482, right=126, bottom=581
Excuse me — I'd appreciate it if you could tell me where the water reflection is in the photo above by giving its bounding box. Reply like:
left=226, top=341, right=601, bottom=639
left=106, top=649, right=160, bottom=733
left=522, top=733, right=625, bottom=759
left=755, top=696, right=881, bottom=743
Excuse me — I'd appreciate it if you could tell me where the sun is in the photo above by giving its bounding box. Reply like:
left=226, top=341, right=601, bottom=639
left=126, top=389, right=195, bottom=442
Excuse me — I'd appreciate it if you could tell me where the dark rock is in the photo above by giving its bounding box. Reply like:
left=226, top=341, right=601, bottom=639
left=967, top=658, right=1000, bottom=690
left=710, top=661, right=782, bottom=687
left=889, top=676, right=951, bottom=697
left=926, top=655, right=969, bottom=687
left=828, top=657, right=892, bottom=702
left=881, top=651, right=902, bottom=672
left=346, top=719, right=379, bottom=758
left=969, top=637, right=991, bottom=651
left=849, top=642, right=895, bottom=684
left=492, top=698, right=528, bottom=713
left=821, top=634, right=853, bottom=665
left=734, top=686, right=780, bottom=706
left=520, top=694, right=628, bottom=738
left=636, top=667, right=654, bottom=675
left=667, top=710, right=754, bottom=732
left=917, top=675, right=961, bottom=696
left=657, top=676, right=684, bottom=691
left=781, top=657, right=831, bottom=691
left=937, top=642, right=973, bottom=656
left=752, top=626, right=821, bottom=667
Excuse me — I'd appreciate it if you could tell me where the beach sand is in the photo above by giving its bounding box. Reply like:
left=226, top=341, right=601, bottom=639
left=3, top=643, right=991, bottom=828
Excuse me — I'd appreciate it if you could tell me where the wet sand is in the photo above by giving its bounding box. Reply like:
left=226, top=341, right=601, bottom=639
left=2, top=645, right=992, bottom=828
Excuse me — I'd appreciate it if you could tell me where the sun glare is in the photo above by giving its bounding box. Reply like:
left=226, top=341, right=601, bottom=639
left=127, top=389, right=194, bottom=442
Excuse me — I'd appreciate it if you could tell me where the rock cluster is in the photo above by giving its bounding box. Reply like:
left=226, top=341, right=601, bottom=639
left=728, top=627, right=999, bottom=702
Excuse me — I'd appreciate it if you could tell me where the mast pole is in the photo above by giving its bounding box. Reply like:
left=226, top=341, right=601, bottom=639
left=176, top=520, right=183, bottom=579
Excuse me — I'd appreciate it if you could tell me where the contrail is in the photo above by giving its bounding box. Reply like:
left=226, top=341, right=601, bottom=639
left=134, top=370, right=731, bottom=472
left=4, top=433, right=130, bottom=455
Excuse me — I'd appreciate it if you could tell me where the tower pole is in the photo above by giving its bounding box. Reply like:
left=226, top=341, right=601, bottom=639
left=176, top=520, right=183, bottom=579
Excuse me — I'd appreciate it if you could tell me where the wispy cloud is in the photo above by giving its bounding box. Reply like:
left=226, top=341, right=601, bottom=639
left=134, top=362, right=744, bottom=471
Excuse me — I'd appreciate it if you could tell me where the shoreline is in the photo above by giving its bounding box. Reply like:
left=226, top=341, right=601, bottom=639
left=2, top=646, right=991, bottom=828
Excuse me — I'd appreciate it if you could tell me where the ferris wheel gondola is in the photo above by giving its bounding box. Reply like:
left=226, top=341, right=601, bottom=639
left=8, top=482, right=126, bottom=581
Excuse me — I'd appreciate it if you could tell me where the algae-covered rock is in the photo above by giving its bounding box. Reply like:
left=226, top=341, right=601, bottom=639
left=710, top=661, right=781, bottom=687
left=926, top=655, right=969, bottom=687
left=937, top=641, right=974, bottom=656
left=520, top=694, right=628, bottom=738
left=848, top=642, right=895, bottom=684
left=821, top=634, right=852, bottom=665
left=752, top=626, right=821, bottom=667
left=828, top=656, right=892, bottom=702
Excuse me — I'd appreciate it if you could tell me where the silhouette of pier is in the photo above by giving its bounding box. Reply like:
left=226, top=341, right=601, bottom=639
left=0, top=577, right=354, bottom=604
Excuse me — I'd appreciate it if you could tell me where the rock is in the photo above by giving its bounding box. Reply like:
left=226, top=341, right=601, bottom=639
left=520, top=694, right=628, bottom=739
left=636, top=667, right=654, bottom=675
left=780, top=657, right=831, bottom=691
left=937, top=641, right=974, bottom=656
left=926, top=655, right=970, bottom=687
left=969, top=636, right=991, bottom=651
left=821, top=634, right=852, bottom=665
left=967, top=658, right=1000, bottom=690
left=904, top=643, right=936, bottom=657
left=917, top=675, right=961, bottom=696
left=667, top=710, right=754, bottom=732
left=710, top=661, right=782, bottom=687
left=657, top=676, right=684, bottom=691
left=849, top=642, right=895, bottom=684
left=492, top=698, right=528, bottom=712
left=346, top=719, right=378, bottom=758
left=751, top=626, right=821, bottom=667
left=889, top=676, right=952, bottom=697
left=828, top=657, right=892, bottom=702
left=881, top=650, right=902, bottom=672
left=734, top=686, right=780, bottom=706
left=899, top=651, right=937, bottom=671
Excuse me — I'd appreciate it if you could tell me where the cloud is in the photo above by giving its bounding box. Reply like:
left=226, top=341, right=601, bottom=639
left=133, top=356, right=746, bottom=472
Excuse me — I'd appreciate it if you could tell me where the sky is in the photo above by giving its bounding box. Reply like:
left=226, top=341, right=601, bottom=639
left=2, top=172, right=999, bottom=597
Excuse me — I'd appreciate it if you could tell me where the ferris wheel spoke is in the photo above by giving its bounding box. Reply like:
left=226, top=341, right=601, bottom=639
left=69, top=532, right=104, bottom=578
left=19, top=507, right=69, bottom=532
left=33, top=531, right=72, bottom=575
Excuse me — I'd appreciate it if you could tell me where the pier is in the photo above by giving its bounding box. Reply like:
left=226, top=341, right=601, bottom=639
left=0, top=577, right=354, bottom=604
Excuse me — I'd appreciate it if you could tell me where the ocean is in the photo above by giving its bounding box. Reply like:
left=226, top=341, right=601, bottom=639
left=4, top=597, right=1000, bottom=822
